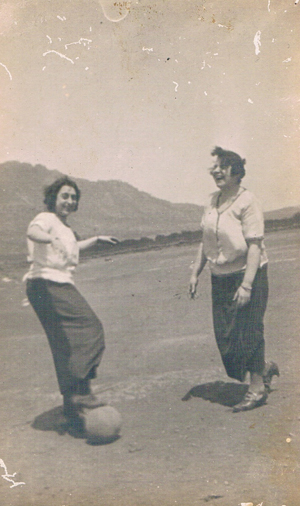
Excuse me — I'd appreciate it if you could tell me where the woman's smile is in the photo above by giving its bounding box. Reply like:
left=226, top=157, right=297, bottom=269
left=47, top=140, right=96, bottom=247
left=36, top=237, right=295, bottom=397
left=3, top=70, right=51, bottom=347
left=211, top=157, right=239, bottom=190
left=213, top=173, right=225, bottom=182
left=212, top=168, right=232, bottom=188
left=55, top=185, right=77, bottom=220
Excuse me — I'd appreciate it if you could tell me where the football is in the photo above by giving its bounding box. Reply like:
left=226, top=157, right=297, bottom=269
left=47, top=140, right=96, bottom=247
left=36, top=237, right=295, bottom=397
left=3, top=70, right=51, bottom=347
left=82, top=405, right=122, bottom=444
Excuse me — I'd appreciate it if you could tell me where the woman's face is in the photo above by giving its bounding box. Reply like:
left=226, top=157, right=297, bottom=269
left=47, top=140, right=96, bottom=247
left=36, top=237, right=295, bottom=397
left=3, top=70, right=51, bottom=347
left=210, top=156, right=239, bottom=190
left=55, top=185, right=77, bottom=219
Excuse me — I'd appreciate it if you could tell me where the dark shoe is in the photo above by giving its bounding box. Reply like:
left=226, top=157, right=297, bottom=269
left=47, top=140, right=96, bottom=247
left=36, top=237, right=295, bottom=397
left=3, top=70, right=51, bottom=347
left=263, top=361, right=280, bottom=392
left=66, top=414, right=86, bottom=437
left=63, top=393, right=106, bottom=419
left=70, top=393, right=107, bottom=409
left=232, top=389, right=268, bottom=413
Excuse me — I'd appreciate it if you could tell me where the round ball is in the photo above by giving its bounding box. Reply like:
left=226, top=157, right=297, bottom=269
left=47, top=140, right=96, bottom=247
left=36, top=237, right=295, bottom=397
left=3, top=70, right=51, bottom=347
left=82, top=406, right=122, bottom=444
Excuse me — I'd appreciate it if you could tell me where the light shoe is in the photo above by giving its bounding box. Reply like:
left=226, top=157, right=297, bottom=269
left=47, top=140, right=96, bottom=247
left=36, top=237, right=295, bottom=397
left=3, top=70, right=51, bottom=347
left=232, top=389, right=268, bottom=413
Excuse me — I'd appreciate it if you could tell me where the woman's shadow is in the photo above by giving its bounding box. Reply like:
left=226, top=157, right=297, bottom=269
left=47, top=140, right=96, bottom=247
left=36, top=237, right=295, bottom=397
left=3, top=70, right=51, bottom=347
left=31, top=406, right=121, bottom=445
left=182, top=380, right=249, bottom=407
left=31, top=406, right=73, bottom=436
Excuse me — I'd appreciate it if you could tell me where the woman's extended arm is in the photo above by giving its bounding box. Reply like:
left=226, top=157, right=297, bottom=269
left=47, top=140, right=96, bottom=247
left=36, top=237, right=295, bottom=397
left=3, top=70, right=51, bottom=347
left=27, top=224, right=52, bottom=243
left=27, top=224, right=67, bottom=256
left=233, top=239, right=261, bottom=307
left=189, top=242, right=207, bottom=299
left=78, top=235, right=119, bottom=251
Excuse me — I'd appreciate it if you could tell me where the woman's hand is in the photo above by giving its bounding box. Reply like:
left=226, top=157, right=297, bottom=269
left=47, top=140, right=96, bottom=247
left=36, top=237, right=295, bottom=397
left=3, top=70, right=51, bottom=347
left=97, top=236, right=119, bottom=245
left=233, top=285, right=252, bottom=307
left=189, top=274, right=198, bottom=299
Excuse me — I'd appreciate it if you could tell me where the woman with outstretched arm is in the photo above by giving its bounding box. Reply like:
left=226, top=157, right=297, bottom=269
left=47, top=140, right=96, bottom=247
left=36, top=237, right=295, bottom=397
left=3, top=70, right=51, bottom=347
left=25, top=176, right=119, bottom=423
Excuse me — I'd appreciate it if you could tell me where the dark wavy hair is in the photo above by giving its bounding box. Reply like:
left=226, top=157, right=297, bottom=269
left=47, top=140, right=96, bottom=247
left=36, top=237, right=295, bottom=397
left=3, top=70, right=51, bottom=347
left=211, top=146, right=246, bottom=182
left=43, top=176, right=81, bottom=212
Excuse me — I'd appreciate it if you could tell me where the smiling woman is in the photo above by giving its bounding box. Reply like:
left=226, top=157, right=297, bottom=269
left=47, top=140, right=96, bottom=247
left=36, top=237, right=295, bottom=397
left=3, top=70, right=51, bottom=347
left=24, top=176, right=119, bottom=432
left=189, top=147, right=279, bottom=412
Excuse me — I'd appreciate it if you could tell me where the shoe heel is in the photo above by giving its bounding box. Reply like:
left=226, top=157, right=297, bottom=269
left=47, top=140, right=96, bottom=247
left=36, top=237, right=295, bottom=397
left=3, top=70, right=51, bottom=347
left=263, top=361, right=280, bottom=391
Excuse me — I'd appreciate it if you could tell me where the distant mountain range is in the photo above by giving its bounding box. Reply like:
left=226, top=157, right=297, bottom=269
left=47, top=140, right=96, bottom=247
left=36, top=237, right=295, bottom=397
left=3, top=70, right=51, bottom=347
left=0, top=161, right=203, bottom=264
left=0, top=161, right=299, bottom=266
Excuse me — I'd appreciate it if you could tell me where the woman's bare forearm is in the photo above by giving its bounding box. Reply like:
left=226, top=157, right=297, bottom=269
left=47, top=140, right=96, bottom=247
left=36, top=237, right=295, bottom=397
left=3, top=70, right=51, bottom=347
left=189, top=242, right=207, bottom=298
left=242, top=240, right=261, bottom=289
left=234, top=240, right=262, bottom=307
left=78, top=236, right=99, bottom=251
left=78, top=235, right=119, bottom=251
left=27, top=225, right=52, bottom=243
left=192, top=242, right=207, bottom=278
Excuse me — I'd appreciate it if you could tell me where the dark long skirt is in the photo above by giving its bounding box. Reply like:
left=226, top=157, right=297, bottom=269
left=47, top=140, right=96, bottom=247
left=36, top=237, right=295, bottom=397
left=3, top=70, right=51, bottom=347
left=26, top=278, right=105, bottom=394
left=211, top=265, right=268, bottom=382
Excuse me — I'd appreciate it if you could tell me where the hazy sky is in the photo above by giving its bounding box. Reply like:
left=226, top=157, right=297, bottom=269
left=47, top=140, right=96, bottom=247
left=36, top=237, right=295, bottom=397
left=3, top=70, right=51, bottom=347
left=0, top=0, right=299, bottom=210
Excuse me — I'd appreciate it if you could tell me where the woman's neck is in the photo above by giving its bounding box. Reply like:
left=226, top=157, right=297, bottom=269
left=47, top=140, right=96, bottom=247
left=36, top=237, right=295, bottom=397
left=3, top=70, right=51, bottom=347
left=216, top=184, right=242, bottom=210
left=219, top=184, right=241, bottom=200
left=55, top=213, right=68, bottom=225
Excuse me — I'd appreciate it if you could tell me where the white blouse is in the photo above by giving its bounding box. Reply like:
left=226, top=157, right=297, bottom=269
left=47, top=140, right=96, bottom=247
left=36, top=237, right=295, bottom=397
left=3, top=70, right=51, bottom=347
left=201, top=188, right=268, bottom=276
left=25, top=212, right=79, bottom=284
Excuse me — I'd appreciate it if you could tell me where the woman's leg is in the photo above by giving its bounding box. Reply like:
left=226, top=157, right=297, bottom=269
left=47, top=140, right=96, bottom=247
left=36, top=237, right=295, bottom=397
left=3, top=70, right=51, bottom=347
left=232, top=266, right=271, bottom=411
left=27, top=279, right=76, bottom=394
left=27, top=279, right=106, bottom=412
left=245, top=266, right=269, bottom=394
left=212, top=272, right=249, bottom=382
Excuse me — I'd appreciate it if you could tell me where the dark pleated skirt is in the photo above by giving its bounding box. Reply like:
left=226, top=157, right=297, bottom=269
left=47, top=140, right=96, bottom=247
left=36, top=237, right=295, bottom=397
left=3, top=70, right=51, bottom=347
left=211, top=265, right=268, bottom=382
left=26, top=278, right=105, bottom=394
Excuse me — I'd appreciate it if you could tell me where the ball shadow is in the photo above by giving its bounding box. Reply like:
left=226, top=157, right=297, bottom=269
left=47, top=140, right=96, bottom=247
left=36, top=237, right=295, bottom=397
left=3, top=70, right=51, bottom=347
left=182, top=380, right=249, bottom=407
left=86, top=434, right=121, bottom=446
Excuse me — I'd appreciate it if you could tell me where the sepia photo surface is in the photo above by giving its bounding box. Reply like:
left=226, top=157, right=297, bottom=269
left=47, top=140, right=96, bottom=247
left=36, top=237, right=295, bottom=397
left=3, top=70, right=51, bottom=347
left=0, top=1, right=299, bottom=505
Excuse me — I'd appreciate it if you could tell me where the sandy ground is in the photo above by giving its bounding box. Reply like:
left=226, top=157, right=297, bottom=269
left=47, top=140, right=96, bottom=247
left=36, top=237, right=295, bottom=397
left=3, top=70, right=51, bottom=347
left=0, top=229, right=300, bottom=506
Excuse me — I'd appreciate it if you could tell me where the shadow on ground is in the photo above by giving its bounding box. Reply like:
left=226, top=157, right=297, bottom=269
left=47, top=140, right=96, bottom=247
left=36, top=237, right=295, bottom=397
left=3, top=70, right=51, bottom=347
left=31, top=406, right=121, bottom=445
left=31, top=406, right=70, bottom=435
left=182, top=380, right=249, bottom=407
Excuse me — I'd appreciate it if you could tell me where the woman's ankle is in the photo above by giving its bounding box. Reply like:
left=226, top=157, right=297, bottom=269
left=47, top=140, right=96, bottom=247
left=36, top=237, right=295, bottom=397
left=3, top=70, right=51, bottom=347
left=249, top=372, right=265, bottom=393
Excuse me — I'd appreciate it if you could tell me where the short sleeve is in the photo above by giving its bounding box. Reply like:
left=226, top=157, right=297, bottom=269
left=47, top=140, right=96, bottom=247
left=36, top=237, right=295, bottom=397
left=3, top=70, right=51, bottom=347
left=27, top=212, right=54, bottom=234
left=241, top=193, right=264, bottom=240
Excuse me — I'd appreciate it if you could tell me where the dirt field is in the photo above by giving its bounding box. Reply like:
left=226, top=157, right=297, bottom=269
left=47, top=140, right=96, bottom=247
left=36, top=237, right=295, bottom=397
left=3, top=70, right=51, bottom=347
left=0, top=229, right=300, bottom=506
